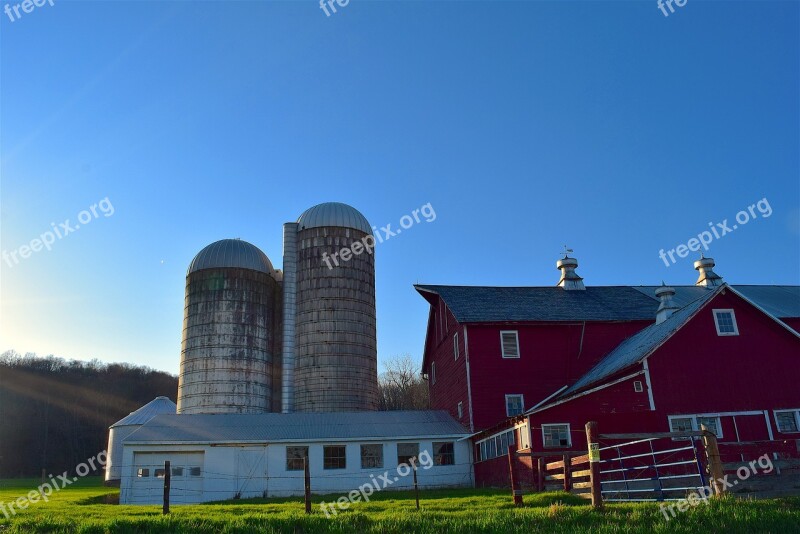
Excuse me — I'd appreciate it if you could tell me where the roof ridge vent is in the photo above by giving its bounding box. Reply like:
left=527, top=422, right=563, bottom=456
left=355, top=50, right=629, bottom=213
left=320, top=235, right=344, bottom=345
left=655, top=283, right=680, bottom=324
left=556, top=250, right=585, bottom=291
left=694, top=254, right=723, bottom=288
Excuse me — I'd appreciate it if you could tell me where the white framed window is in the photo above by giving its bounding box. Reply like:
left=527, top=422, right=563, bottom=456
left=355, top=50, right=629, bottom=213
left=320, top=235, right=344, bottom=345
left=431, top=361, right=436, bottom=385
left=457, top=401, right=463, bottom=419
left=454, top=332, right=459, bottom=360
left=476, top=429, right=515, bottom=462
left=633, top=381, right=643, bottom=393
left=505, top=394, right=524, bottom=417
left=668, top=415, right=723, bottom=438
left=542, top=424, right=571, bottom=448
left=775, top=410, right=800, bottom=433
left=713, top=309, right=739, bottom=336
left=500, top=331, right=520, bottom=358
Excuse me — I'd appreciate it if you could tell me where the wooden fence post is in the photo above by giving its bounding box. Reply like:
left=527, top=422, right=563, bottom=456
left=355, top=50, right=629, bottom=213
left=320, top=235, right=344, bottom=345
left=507, top=445, right=523, bottom=506
left=162, top=460, right=171, bottom=515
left=412, top=458, right=420, bottom=510
left=585, top=421, right=602, bottom=509
left=562, top=454, right=571, bottom=492
left=537, top=457, right=545, bottom=492
left=304, top=456, right=311, bottom=513
left=700, top=425, right=725, bottom=497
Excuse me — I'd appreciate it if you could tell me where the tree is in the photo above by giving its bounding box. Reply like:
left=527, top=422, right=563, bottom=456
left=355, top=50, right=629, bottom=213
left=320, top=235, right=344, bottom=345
left=378, top=354, right=429, bottom=411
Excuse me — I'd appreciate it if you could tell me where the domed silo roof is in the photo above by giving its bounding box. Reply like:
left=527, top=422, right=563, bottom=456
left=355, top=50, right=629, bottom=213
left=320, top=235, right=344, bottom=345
left=187, top=239, right=274, bottom=275
left=297, top=202, right=372, bottom=234
left=106, top=397, right=177, bottom=484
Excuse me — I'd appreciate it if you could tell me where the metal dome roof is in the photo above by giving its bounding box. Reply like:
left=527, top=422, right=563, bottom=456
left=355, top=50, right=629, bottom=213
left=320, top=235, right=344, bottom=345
left=297, top=202, right=372, bottom=234
left=110, top=396, right=176, bottom=428
left=187, top=239, right=274, bottom=275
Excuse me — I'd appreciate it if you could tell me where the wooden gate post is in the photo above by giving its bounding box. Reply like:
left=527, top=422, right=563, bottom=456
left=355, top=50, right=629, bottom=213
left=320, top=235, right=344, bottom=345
left=162, top=460, right=171, bottom=515
left=537, top=457, right=545, bottom=492
left=585, top=421, right=603, bottom=509
left=507, top=445, right=523, bottom=506
left=304, top=456, right=312, bottom=513
left=562, top=454, right=571, bottom=492
left=700, top=425, right=725, bottom=497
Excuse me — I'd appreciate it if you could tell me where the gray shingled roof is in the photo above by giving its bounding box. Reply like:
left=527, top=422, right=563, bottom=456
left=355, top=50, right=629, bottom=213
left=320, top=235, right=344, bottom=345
left=415, top=285, right=662, bottom=322
left=416, top=284, right=799, bottom=324
left=124, top=410, right=468, bottom=444
left=555, top=290, right=718, bottom=399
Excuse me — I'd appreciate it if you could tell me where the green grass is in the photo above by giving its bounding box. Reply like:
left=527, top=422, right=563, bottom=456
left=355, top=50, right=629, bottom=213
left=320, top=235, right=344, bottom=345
left=0, top=477, right=798, bottom=533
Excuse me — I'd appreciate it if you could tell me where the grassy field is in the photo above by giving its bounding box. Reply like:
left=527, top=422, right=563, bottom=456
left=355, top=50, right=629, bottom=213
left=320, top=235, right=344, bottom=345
left=0, top=477, right=798, bottom=533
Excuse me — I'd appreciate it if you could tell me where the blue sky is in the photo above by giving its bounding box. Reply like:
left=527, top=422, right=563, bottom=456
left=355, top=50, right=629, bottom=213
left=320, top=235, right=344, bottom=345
left=1, top=0, right=798, bottom=375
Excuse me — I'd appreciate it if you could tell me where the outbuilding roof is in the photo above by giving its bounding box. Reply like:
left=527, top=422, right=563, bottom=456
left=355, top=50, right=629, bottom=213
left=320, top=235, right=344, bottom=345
left=124, top=410, right=469, bottom=444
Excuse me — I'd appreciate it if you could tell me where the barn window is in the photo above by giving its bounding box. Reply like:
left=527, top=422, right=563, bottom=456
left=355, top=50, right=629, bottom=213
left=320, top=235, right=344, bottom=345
left=696, top=416, right=722, bottom=438
left=454, top=332, right=459, bottom=360
left=360, top=444, right=383, bottom=469
left=189, top=467, right=201, bottom=477
left=136, top=468, right=149, bottom=478
left=431, top=362, right=436, bottom=385
left=542, top=424, right=571, bottom=448
left=397, top=443, right=419, bottom=467
left=505, top=394, right=524, bottom=417
left=324, top=446, right=347, bottom=470
left=775, top=410, right=800, bottom=433
left=668, top=415, right=723, bottom=439
left=433, top=442, right=455, bottom=465
left=286, top=446, right=309, bottom=471
left=171, top=467, right=183, bottom=477
left=154, top=469, right=166, bottom=478
left=457, top=401, right=463, bottom=419
left=500, top=331, right=520, bottom=358
left=633, top=381, right=644, bottom=392
left=713, top=309, right=739, bottom=336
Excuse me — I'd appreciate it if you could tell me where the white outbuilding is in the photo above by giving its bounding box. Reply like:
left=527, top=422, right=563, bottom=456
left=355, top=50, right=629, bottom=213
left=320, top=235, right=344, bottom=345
left=119, top=410, right=472, bottom=504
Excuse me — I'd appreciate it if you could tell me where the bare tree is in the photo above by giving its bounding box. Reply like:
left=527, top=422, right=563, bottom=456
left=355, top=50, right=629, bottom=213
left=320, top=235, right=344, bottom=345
left=378, top=354, right=429, bottom=411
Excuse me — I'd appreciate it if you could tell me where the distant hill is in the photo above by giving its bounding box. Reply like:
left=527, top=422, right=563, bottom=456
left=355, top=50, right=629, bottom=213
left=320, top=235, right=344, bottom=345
left=0, top=351, right=178, bottom=478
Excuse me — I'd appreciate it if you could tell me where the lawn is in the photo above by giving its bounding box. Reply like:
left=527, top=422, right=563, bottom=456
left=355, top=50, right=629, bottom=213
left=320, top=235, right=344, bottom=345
left=0, top=477, right=798, bottom=533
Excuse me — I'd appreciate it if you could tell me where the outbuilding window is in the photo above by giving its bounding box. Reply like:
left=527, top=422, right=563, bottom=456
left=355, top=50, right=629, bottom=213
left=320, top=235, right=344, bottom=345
left=360, top=444, right=383, bottom=469
left=323, top=445, right=347, bottom=470
left=286, top=446, right=309, bottom=471
left=713, top=309, right=739, bottom=336
left=542, top=424, right=571, bottom=448
left=433, top=442, right=455, bottom=466
left=500, top=331, right=520, bottom=358
left=775, top=410, right=800, bottom=433
left=397, top=443, right=419, bottom=467
left=137, top=468, right=149, bottom=478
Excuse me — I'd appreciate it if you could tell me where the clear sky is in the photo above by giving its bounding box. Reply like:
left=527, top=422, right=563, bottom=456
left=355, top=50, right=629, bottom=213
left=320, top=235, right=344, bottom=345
left=1, top=0, right=798, bottom=375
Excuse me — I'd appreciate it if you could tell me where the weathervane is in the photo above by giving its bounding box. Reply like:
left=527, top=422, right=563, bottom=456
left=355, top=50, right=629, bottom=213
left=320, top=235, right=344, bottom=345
left=561, top=245, right=573, bottom=259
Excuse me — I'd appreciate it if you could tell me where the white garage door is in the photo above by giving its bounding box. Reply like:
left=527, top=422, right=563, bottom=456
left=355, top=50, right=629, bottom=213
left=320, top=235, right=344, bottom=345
left=131, top=452, right=205, bottom=504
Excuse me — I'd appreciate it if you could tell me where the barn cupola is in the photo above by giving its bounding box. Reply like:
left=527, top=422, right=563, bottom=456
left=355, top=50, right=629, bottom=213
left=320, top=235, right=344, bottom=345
left=556, top=251, right=585, bottom=290
left=693, top=254, right=723, bottom=288
left=654, top=283, right=680, bottom=324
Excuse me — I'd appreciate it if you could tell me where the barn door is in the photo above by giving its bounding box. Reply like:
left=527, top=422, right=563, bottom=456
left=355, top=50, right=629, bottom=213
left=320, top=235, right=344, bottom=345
left=236, top=447, right=267, bottom=499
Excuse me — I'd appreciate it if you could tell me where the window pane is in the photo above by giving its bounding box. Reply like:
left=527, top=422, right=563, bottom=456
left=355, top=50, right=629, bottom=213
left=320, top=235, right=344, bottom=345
left=501, top=332, right=519, bottom=358
left=715, top=311, right=736, bottom=333
left=777, top=412, right=799, bottom=432
left=137, top=468, right=149, bottom=478
left=697, top=417, right=720, bottom=436
left=397, top=443, right=419, bottom=466
left=433, top=442, right=455, bottom=465
left=171, top=467, right=183, bottom=477
left=506, top=395, right=524, bottom=416
left=189, top=467, right=201, bottom=477
left=154, top=469, right=165, bottom=479
left=286, top=446, right=309, bottom=471
left=670, top=417, right=694, bottom=433
left=543, top=425, right=570, bottom=448
left=324, top=446, right=347, bottom=470
left=360, top=444, right=383, bottom=469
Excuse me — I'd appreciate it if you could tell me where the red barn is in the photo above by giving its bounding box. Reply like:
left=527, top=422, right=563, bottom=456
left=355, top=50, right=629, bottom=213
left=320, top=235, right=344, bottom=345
left=414, top=256, right=800, bottom=487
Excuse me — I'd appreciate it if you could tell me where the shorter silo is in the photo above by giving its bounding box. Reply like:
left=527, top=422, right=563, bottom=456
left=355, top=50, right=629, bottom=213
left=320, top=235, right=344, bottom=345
left=105, top=396, right=176, bottom=486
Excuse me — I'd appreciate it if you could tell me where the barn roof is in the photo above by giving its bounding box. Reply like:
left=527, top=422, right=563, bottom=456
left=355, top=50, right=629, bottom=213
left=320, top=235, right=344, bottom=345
left=415, top=284, right=800, bottom=323
left=555, top=289, right=718, bottom=399
left=124, top=410, right=469, bottom=444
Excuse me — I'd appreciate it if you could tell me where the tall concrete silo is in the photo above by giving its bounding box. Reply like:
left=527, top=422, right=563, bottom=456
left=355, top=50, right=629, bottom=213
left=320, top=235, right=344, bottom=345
left=177, top=239, right=281, bottom=414
left=286, top=202, right=379, bottom=412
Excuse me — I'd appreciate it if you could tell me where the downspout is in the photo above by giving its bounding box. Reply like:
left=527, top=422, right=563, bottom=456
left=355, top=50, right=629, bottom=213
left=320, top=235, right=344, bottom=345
left=464, top=325, right=475, bottom=433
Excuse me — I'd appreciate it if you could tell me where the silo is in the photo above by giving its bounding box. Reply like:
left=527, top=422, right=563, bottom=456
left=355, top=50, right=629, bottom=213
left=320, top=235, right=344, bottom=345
left=177, top=239, right=281, bottom=414
left=290, top=202, right=379, bottom=412
left=105, top=396, right=176, bottom=485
